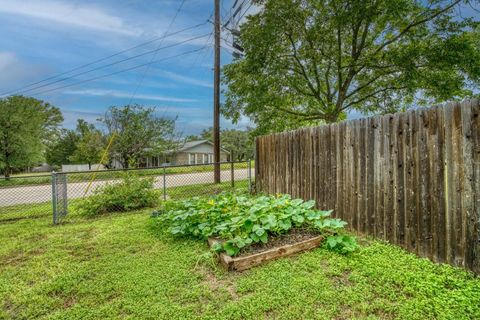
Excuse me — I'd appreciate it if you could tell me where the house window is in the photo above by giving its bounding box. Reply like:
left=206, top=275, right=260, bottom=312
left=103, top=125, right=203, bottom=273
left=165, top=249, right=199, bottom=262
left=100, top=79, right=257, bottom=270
left=203, top=154, right=208, bottom=164
left=188, top=153, right=196, bottom=165
left=208, top=154, right=213, bottom=163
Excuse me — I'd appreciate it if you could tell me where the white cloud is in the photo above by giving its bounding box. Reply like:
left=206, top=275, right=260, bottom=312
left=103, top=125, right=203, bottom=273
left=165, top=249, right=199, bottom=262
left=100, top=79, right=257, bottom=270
left=61, top=109, right=104, bottom=128
left=159, top=70, right=213, bottom=88
left=0, top=52, right=47, bottom=92
left=0, top=0, right=140, bottom=36
left=63, top=89, right=198, bottom=103
left=0, top=52, right=17, bottom=71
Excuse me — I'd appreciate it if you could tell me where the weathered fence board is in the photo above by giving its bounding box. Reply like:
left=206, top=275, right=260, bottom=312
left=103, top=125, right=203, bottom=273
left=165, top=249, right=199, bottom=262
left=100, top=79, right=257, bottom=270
left=256, top=99, right=480, bottom=274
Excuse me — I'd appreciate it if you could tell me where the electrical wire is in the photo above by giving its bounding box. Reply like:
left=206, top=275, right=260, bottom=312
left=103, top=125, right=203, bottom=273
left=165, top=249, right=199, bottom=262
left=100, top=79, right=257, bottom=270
left=7, top=33, right=211, bottom=97
left=0, top=22, right=209, bottom=97
left=222, top=0, right=250, bottom=28
left=127, top=0, right=187, bottom=104
left=86, top=0, right=189, bottom=189
left=28, top=47, right=208, bottom=97
left=237, top=1, right=254, bottom=22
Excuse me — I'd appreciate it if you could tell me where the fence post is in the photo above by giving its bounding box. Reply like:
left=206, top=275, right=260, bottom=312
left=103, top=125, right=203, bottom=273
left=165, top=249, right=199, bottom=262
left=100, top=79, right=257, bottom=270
left=51, top=171, right=57, bottom=225
left=231, top=161, right=235, bottom=188
left=61, top=173, right=68, bottom=217
left=163, top=166, right=167, bottom=201
left=247, top=159, right=252, bottom=194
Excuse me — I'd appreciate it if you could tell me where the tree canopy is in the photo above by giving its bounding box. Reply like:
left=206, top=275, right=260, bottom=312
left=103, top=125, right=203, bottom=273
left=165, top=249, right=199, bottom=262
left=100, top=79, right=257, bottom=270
left=45, top=129, right=80, bottom=167
left=46, top=119, right=106, bottom=168
left=0, top=95, right=62, bottom=177
left=69, top=120, right=106, bottom=169
left=223, top=0, right=480, bottom=134
left=101, top=105, right=178, bottom=168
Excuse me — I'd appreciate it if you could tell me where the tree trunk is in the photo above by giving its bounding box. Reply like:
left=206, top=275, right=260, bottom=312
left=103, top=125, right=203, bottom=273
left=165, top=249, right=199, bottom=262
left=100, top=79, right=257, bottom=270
left=122, top=157, right=129, bottom=169
left=4, top=166, right=11, bottom=180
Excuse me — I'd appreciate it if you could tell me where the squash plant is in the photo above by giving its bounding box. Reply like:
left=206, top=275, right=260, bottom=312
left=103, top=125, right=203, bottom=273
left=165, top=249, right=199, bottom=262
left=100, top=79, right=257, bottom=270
left=152, top=193, right=357, bottom=256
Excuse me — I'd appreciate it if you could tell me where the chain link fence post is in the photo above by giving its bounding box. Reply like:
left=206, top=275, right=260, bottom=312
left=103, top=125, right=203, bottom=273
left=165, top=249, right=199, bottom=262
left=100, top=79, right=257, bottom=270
left=51, top=171, right=57, bottom=224
left=163, top=166, right=167, bottom=201
left=231, top=161, right=235, bottom=188
left=61, top=173, right=68, bottom=218
left=248, top=159, right=252, bottom=194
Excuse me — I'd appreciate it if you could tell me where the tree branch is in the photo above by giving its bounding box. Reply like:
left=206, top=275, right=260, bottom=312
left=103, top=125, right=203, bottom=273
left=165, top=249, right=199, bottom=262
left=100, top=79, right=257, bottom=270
left=373, top=0, right=461, bottom=55
left=345, top=85, right=408, bottom=109
left=276, top=105, right=325, bottom=118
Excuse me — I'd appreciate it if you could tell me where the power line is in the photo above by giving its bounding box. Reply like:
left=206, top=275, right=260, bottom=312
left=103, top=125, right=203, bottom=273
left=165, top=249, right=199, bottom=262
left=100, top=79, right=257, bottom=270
left=0, top=22, right=209, bottom=97
left=222, top=0, right=249, bottom=28
left=128, top=0, right=187, bottom=104
left=5, top=33, right=210, bottom=97
left=27, top=48, right=208, bottom=97
left=187, top=31, right=214, bottom=69
left=236, top=1, right=254, bottom=21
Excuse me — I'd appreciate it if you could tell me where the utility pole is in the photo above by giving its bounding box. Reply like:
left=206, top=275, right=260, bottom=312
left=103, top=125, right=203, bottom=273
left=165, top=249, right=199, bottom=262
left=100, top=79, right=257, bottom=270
left=213, top=0, right=221, bottom=183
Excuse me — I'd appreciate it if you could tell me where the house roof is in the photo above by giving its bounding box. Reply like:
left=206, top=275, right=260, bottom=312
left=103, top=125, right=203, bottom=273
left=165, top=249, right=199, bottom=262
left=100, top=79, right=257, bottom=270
left=178, top=140, right=209, bottom=151
left=177, top=140, right=229, bottom=153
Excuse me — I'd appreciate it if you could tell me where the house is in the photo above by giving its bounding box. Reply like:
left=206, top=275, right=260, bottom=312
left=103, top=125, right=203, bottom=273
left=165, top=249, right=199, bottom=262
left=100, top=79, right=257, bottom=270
left=138, top=140, right=230, bottom=168
left=61, top=164, right=106, bottom=172
left=31, top=163, right=53, bottom=173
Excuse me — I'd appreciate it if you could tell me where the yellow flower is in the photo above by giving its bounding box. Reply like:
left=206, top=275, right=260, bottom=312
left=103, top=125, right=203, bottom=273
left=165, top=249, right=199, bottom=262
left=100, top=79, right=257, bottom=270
left=285, top=200, right=290, bottom=205
left=208, top=200, right=215, bottom=205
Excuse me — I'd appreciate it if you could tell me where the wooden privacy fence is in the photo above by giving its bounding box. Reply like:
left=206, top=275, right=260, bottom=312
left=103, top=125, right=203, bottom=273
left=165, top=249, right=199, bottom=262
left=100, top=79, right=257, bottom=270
left=255, top=99, right=480, bottom=274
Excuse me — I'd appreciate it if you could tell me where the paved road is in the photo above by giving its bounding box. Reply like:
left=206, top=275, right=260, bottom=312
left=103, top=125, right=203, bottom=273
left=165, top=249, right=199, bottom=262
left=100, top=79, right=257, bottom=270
left=0, top=169, right=250, bottom=207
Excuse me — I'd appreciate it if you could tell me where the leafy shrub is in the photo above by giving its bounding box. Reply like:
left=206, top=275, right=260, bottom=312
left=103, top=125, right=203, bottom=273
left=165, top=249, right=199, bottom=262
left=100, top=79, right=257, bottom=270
left=75, top=173, right=160, bottom=217
left=153, top=193, right=357, bottom=256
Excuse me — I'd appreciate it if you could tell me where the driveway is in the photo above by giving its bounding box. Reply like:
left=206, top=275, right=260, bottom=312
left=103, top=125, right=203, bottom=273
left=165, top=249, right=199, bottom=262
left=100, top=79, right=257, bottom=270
left=0, top=169, right=250, bottom=207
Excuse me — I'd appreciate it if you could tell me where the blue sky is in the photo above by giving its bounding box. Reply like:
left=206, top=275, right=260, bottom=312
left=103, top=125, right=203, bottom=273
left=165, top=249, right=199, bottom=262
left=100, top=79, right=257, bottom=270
left=0, top=0, right=254, bottom=135
left=0, top=1, right=477, bottom=133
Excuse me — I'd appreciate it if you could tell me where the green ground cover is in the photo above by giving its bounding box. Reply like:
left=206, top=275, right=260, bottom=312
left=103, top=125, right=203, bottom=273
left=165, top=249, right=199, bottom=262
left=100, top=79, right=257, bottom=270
left=1, top=200, right=479, bottom=319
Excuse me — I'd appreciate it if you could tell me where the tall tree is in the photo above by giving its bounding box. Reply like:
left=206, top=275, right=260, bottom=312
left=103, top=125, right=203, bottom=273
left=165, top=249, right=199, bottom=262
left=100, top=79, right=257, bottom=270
left=0, top=95, right=62, bottom=178
left=101, top=105, right=178, bottom=168
left=69, top=120, right=106, bottom=169
left=201, top=128, right=255, bottom=161
left=45, top=129, right=79, bottom=167
left=223, top=0, right=480, bottom=133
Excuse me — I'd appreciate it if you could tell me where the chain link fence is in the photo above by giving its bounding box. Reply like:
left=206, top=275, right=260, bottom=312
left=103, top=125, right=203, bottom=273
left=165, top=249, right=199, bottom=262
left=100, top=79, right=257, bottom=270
left=0, top=161, right=254, bottom=224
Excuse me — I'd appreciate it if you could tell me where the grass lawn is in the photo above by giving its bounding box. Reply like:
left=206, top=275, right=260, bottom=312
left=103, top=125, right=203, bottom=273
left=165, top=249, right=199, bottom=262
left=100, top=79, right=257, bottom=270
left=1, top=206, right=479, bottom=319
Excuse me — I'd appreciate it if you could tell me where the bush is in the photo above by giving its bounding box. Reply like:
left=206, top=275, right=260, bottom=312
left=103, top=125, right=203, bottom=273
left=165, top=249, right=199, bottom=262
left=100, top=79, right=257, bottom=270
left=75, top=173, right=160, bottom=217
left=153, top=193, right=357, bottom=256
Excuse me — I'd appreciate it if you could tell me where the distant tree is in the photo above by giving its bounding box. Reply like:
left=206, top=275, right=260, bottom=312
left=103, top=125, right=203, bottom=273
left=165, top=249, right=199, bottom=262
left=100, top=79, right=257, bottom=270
left=201, top=128, right=255, bottom=161
left=0, top=95, right=63, bottom=178
left=101, top=105, right=178, bottom=168
left=223, top=0, right=480, bottom=134
left=45, top=129, right=79, bottom=167
left=184, top=134, right=201, bottom=142
left=69, top=120, right=106, bottom=169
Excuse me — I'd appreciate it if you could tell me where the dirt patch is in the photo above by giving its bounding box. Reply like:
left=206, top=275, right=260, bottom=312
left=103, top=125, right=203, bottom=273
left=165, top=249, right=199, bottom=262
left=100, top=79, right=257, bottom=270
left=0, top=215, right=47, bottom=224
left=239, top=228, right=320, bottom=256
left=330, top=270, right=352, bottom=288
left=1, top=248, right=46, bottom=267
left=63, top=296, right=76, bottom=309
left=199, top=267, right=238, bottom=300
left=3, top=296, right=18, bottom=317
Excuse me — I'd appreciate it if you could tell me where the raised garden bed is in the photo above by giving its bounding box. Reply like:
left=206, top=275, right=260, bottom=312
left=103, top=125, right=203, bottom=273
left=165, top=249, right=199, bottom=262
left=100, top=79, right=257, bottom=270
left=208, top=229, right=324, bottom=271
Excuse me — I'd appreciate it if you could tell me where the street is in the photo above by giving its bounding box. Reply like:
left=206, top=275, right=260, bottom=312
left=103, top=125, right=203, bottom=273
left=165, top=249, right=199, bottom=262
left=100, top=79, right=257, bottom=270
left=0, top=169, right=250, bottom=207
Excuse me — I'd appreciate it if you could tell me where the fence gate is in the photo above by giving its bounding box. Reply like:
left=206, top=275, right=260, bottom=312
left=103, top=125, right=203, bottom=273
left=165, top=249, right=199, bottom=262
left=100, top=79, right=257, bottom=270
left=52, top=172, right=68, bottom=224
